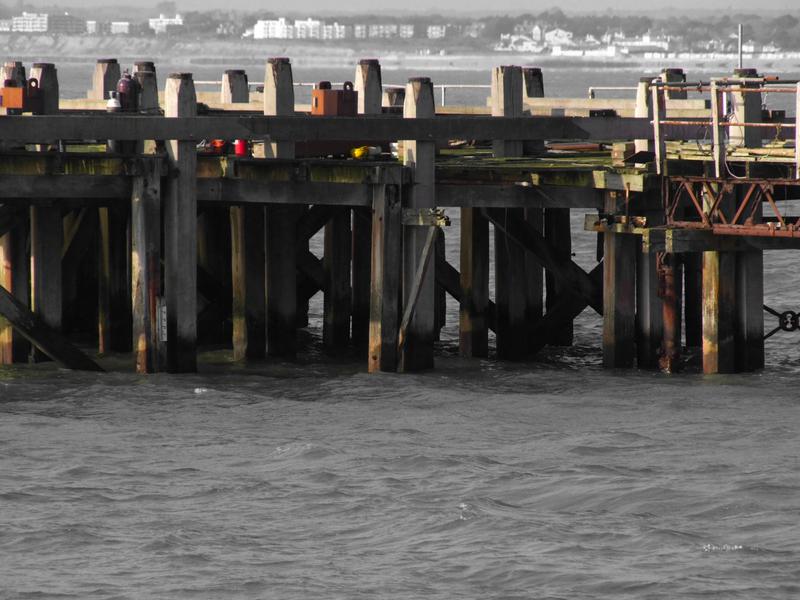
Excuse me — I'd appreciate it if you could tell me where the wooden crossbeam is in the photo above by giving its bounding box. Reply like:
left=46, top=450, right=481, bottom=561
left=0, top=283, right=103, bottom=371
left=434, top=255, right=497, bottom=333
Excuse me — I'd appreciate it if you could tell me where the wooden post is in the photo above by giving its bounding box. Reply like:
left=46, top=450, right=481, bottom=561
left=262, top=58, right=298, bottom=355
left=30, top=205, right=63, bottom=362
left=134, top=70, right=159, bottom=114
left=221, top=70, right=249, bottom=103
left=400, top=77, right=436, bottom=371
left=545, top=207, right=573, bottom=346
left=97, top=203, right=132, bottom=353
left=89, top=58, right=120, bottom=100
left=683, top=252, right=702, bottom=348
left=323, top=208, right=352, bottom=351
left=131, top=157, right=165, bottom=373
left=352, top=59, right=382, bottom=348
left=490, top=66, right=527, bottom=360
left=0, top=222, right=29, bottom=363
left=230, top=205, right=265, bottom=360
left=459, top=207, right=489, bottom=357
left=2, top=61, right=25, bottom=86
left=354, top=58, right=382, bottom=115
left=382, top=87, right=405, bottom=108
left=524, top=207, right=544, bottom=352
left=636, top=204, right=664, bottom=368
left=730, top=68, right=761, bottom=149
left=702, top=184, right=736, bottom=374
left=732, top=68, right=764, bottom=371
left=634, top=77, right=652, bottom=158
left=521, top=66, right=545, bottom=155
left=263, top=57, right=294, bottom=159
left=659, top=251, right=682, bottom=373
left=133, top=61, right=156, bottom=75
left=30, top=63, right=59, bottom=114
left=368, top=184, right=402, bottom=372
left=164, top=73, right=198, bottom=372
left=660, top=68, right=686, bottom=99
left=602, top=191, right=636, bottom=368
left=710, top=81, right=726, bottom=179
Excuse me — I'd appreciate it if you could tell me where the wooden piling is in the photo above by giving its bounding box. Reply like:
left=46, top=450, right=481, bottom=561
left=522, top=67, right=545, bottom=155
left=368, top=184, right=402, bottom=372
left=602, top=191, right=636, bottom=368
left=352, top=59, right=382, bottom=348
left=30, top=205, right=63, bottom=362
left=263, top=57, right=295, bottom=159
left=545, top=207, right=573, bottom=346
left=491, top=66, right=527, bottom=360
left=221, top=70, right=249, bottom=104
left=524, top=207, right=544, bottom=352
left=702, top=183, right=736, bottom=374
left=164, top=73, right=198, bottom=372
left=636, top=205, right=664, bottom=368
left=98, top=203, right=132, bottom=353
left=30, top=63, right=59, bottom=115
left=459, top=207, right=489, bottom=358
left=230, top=205, right=265, bottom=360
left=658, top=252, right=682, bottom=373
left=90, top=58, right=120, bottom=100
left=131, top=157, right=165, bottom=373
left=323, top=208, right=352, bottom=351
left=400, top=77, right=436, bottom=371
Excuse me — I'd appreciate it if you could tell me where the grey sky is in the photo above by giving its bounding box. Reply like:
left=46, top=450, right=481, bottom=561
left=36, top=0, right=799, bottom=12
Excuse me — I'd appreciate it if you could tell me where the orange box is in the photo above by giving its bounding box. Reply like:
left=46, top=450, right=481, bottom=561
left=311, top=86, right=357, bottom=117
left=0, top=87, right=24, bottom=109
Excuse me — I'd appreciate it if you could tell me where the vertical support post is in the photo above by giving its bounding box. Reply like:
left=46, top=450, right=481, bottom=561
left=401, top=77, right=436, bottom=371
left=323, top=209, right=352, bottom=351
left=702, top=184, right=736, bottom=374
left=230, top=205, right=265, bottom=360
left=524, top=207, right=544, bottom=351
left=382, top=87, right=405, bottom=108
left=710, top=81, right=726, bottom=179
left=220, top=70, right=249, bottom=103
left=262, top=58, right=298, bottom=356
left=660, top=68, right=687, bottom=98
left=89, top=58, right=120, bottom=100
left=97, top=206, right=132, bottom=353
left=730, top=68, right=761, bottom=149
left=263, top=57, right=295, bottom=159
left=651, top=82, right=666, bottom=174
left=30, top=63, right=59, bottom=114
left=368, top=184, right=402, bottom=373
left=434, top=227, right=446, bottom=339
left=602, top=191, right=636, bottom=368
left=636, top=204, right=664, bottom=368
left=131, top=157, right=165, bottom=373
left=521, top=66, right=545, bottom=155
left=634, top=77, right=653, bottom=159
left=702, top=250, right=737, bottom=374
left=545, top=207, right=573, bottom=345
left=491, top=66, right=527, bottom=359
left=658, top=251, right=682, bottom=373
left=459, top=207, right=489, bottom=358
left=683, top=252, right=703, bottom=348
left=0, top=221, right=29, bottom=363
left=164, top=72, right=197, bottom=372
left=352, top=59, right=382, bottom=348
left=30, top=205, right=63, bottom=361
left=354, top=58, right=382, bottom=115
left=796, top=83, right=800, bottom=179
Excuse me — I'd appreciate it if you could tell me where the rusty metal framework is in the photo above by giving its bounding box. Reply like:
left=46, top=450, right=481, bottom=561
left=666, top=176, right=800, bottom=237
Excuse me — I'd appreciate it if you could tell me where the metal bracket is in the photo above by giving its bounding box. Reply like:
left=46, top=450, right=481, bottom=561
left=402, top=208, right=450, bottom=227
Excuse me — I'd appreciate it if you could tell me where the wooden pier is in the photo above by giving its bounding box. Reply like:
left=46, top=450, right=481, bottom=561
left=0, top=58, right=797, bottom=375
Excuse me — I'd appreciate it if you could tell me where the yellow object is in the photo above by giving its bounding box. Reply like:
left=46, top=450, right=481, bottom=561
left=351, top=145, right=380, bottom=159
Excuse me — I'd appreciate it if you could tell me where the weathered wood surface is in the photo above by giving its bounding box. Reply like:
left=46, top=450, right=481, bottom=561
left=458, top=207, right=489, bottom=357
left=0, top=115, right=715, bottom=143
left=131, top=160, right=165, bottom=373
left=0, top=283, right=103, bottom=371
left=368, top=184, right=402, bottom=373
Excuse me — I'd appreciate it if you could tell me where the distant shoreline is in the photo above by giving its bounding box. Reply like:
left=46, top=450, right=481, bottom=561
left=4, top=34, right=800, bottom=74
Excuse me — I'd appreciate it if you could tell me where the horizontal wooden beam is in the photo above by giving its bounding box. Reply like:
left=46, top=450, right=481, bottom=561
left=437, top=184, right=603, bottom=208
left=0, top=114, right=701, bottom=143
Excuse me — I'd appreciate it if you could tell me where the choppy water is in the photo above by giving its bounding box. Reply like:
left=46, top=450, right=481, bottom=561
left=2, top=63, right=800, bottom=598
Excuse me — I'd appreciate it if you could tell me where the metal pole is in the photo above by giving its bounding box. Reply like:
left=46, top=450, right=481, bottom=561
left=738, top=24, right=743, bottom=70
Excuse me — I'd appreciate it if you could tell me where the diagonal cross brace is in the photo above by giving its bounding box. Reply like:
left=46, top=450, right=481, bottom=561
left=483, top=207, right=602, bottom=314
left=0, top=284, right=103, bottom=371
